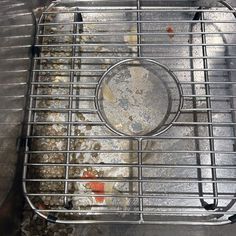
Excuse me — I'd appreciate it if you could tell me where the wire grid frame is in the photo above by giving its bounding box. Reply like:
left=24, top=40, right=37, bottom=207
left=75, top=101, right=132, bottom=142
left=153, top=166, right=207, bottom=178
left=23, top=1, right=236, bottom=224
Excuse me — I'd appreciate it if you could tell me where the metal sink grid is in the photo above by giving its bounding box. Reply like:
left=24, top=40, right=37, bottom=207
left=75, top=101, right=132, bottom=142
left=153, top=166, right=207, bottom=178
left=23, top=0, right=236, bottom=225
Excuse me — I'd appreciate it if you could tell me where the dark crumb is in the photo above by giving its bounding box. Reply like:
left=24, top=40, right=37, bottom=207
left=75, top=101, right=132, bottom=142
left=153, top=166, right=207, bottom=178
left=78, top=153, right=84, bottom=159
left=77, top=113, right=85, bottom=121
left=91, top=152, right=98, bottom=157
left=86, top=124, right=92, bottom=130
left=74, top=129, right=81, bottom=135
left=129, top=116, right=133, bottom=121
left=98, top=170, right=104, bottom=177
left=94, top=143, right=101, bottom=150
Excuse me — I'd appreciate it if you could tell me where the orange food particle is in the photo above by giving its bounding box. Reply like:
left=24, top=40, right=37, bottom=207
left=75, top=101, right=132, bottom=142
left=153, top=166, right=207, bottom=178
left=166, top=26, right=174, bottom=39
left=82, top=170, right=105, bottom=203
left=89, top=182, right=105, bottom=203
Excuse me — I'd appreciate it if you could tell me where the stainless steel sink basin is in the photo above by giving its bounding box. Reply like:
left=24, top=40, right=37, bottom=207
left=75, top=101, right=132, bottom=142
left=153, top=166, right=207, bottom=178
left=1, top=0, right=236, bottom=235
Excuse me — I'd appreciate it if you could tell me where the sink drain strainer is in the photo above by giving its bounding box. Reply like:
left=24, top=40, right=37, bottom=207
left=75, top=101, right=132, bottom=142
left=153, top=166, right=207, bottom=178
left=95, top=58, right=183, bottom=136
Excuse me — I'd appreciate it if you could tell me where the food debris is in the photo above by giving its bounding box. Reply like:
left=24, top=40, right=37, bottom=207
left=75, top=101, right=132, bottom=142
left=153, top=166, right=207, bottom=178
left=93, top=142, right=101, bottom=150
left=82, top=170, right=105, bottom=203
left=124, top=25, right=137, bottom=45
left=115, top=123, right=123, bottom=129
left=86, top=124, right=92, bottom=130
left=77, top=113, right=85, bottom=121
left=102, top=83, right=116, bottom=103
left=124, top=25, right=137, bottom=52
left=91, top=152, right=98, bottom=158
left=166, top=25, right=174, bottom=39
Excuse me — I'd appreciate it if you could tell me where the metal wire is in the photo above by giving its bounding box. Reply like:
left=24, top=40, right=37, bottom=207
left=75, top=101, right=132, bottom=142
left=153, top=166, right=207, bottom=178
left=23, top=1, right=236, bottom=225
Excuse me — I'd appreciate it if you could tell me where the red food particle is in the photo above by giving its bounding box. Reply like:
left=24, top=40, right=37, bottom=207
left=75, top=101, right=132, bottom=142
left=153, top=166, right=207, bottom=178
left=166, top=26, right=174, bottom=38
left=88, top=182, right=105, bottom=203
left=82, top=170, right=105, bottom=203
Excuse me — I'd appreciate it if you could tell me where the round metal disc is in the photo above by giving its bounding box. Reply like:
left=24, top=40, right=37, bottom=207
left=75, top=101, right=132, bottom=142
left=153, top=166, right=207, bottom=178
left=95, top=58, right=183, bottom=136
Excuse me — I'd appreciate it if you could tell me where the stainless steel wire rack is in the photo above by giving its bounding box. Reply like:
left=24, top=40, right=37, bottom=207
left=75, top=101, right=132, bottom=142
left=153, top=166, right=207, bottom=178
left=23, top=0, right=236, bottom=225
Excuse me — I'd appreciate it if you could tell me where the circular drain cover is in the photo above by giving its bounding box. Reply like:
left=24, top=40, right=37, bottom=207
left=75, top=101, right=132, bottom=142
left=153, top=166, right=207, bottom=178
left=95, top=58, right=183, bottom=136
